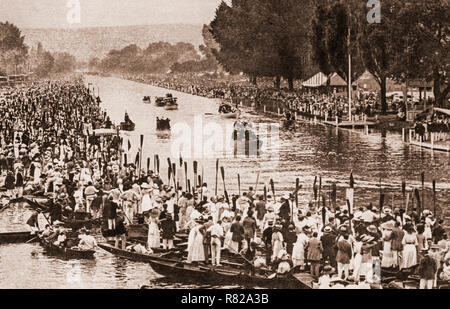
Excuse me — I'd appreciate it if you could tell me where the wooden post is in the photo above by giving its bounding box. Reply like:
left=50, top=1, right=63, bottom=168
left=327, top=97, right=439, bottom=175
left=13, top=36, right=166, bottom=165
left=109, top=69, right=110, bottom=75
left=431, top=132, right=434, bottom=150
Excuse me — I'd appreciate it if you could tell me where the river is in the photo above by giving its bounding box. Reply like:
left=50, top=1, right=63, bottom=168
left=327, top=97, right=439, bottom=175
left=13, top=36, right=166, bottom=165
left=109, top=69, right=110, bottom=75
left=0, top=75, right=448, bottom=288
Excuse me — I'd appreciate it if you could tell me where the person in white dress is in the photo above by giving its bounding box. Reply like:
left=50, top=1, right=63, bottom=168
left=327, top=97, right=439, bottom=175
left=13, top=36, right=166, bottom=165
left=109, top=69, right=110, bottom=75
left=292, top=227, right=309, bottom=269
left=140, top=183, right=152, bottom=214
left=187, top=223, right=206, bottom=263
left=147, top=210, right=160, bottom=249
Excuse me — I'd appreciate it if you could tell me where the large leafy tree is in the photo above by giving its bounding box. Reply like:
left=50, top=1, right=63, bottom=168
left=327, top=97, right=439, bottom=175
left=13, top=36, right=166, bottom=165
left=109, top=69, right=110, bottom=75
left=0, top=22, right=28, bottom=74
left=311, top=0, right=365, bottom=84
left=390, top=0, right=449, bottom=106
left=210, top=0, right=314, bottom=89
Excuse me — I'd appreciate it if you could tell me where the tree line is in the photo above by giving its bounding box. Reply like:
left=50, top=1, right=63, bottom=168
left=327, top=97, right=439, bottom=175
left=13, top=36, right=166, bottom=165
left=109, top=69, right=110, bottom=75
left=0, top=22, right=77, bottom=78
left=209, top=0, right=449, bottom=111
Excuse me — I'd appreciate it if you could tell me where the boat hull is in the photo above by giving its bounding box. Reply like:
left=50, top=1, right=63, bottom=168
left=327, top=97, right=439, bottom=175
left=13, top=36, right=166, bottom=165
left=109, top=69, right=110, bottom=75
left=0, top=231, right=37, bottom=244
left=146, top=257, right=308, bottom=289
left=39, top=237, right=95, bottom=259
left=220, top=112, right=239, bottom=119
left=164, top=105, right=178, bottom=110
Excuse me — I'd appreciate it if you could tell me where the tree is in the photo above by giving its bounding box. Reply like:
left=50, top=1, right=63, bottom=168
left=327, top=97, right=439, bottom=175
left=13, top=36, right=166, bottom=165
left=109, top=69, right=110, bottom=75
left=390, top=0, right=449, bottom=106
left=311, top=0, right=365, bottom=84
left=35, top=51, right=54, bottom=78
left=0, top=22, right=28, bottom=74
left=52, top=52, right=77, bottom=73
left=210, top=0, right=315, bottom=90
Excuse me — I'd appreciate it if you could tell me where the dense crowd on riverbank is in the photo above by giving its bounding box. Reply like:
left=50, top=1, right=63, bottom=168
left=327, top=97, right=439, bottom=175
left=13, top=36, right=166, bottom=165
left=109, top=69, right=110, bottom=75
left=1, top=77, right=449, bottom=289
left=126, top=74, right=398, bottom=122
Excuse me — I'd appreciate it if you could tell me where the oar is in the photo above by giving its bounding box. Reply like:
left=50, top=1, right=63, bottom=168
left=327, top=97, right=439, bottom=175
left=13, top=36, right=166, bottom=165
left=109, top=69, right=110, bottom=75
left=220, top=166, right=230, bottom=204
left=254, top=170, right=261, bottom=194
left=167, top=158, right=172, bottom=185
left=379, top=177, right=384, bottom=217
left=432, top=179, right=436, bottom=218
left=156, top=155, right=160, bottom=174
left=264, top=186, right=267, bottom=202
left=237, top=174, right=241, bottom=196
left=147, top=157, right=150, bottom=173
left=124, top=154, right=127, bottom=167
left=193, top=161, right=198, bottom=193
left=318, top=176, right=322, bottom=209
left=331, top=182, right=337, bottom=211
left=346, top=199, right=352, bottom=232
left=187, top=179, right=191, bottom=194
left=172, top=163, right=177, bottom=190
left=215, top=158, right=219, bottom=196
left=200, top=165, right=204, bottom=201
left=184, top=162, right=188, bottom=192
left=402, top=180, right=406, bottom=210
left=313, top=176, right=317, bottom=203
left=270, top=179, right=275, bottom=203
left=139, top=134, right=144, bottom=176
left=25, top=235, right=39, bottom=244
left=295, top=178, right=299, bottom=210
left=421, top=172, right=425, bottom=217
left=322, top=196, right=327, bottom=226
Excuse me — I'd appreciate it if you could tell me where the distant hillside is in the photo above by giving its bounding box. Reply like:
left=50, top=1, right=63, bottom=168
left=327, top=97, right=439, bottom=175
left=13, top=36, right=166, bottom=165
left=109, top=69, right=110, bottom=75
left=22, top=24, right=204, bottom=62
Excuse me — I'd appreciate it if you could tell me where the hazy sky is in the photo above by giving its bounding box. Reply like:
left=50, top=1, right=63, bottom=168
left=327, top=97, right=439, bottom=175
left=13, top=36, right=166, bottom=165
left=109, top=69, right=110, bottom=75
left=0, top=0, right=227, bottom=29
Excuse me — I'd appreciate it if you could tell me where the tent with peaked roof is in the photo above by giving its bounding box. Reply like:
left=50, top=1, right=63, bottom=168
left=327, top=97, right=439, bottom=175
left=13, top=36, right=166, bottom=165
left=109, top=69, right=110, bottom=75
left=302, top=72, right=328, bottom=88
left=352, top=70, right=380, bottom=91
left=329, top=73, right=347, bottom=87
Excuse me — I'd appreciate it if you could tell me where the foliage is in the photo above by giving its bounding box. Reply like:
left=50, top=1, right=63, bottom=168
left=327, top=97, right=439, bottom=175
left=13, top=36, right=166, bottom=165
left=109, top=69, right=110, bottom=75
left=210, top=0, right=315, bottom=89
left=0, top=22, right=28, bottom=74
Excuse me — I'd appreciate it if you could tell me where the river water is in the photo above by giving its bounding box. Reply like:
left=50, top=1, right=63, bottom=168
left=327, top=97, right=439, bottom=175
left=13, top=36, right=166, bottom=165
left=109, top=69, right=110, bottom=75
left=0, top=75, right=448, bottom=288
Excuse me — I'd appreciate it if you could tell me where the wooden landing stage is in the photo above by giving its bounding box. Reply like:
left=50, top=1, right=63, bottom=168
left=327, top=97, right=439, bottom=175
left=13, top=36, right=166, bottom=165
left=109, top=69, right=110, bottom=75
left=323, top=120, right=376, bottom=129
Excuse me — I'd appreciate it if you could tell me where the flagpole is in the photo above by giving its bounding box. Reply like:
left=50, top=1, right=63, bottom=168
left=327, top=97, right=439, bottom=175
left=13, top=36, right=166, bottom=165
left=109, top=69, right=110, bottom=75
left=347, top=8, right=352, bottom=122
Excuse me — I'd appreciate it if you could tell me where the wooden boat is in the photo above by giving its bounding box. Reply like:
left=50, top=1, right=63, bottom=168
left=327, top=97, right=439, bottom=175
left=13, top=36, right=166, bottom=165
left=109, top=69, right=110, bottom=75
left=146, top=256, right=309, bottom=289
left=39, top=236, right=95, bottom=259
left=98, top=243, right=181, bottom=262
left=380, top=265, right=418, bottom=282
left=155, top=97, right=165, bottom=107
left=164, top=103, right=178, bottom=110
left=0, top=231, right=38, bottom=244
left=62, top=213, right=101, bottom=230
left=93, top=128, right=118, bottom=136
left=120, top=121, right=135, bottom=131
left=220, top=110, right=240, bottom=119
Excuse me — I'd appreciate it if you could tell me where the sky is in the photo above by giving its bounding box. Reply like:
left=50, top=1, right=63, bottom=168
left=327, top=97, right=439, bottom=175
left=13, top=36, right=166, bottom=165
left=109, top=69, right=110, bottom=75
left=0, top=0, right=228, bottom=29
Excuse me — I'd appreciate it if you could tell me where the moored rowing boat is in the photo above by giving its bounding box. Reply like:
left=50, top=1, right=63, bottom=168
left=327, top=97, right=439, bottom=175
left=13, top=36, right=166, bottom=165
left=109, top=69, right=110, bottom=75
left=38, top=236, right=96, bottom=259
left=146, top=256, right=309, bottom=289
left=0, top=231, right=37, bottom=244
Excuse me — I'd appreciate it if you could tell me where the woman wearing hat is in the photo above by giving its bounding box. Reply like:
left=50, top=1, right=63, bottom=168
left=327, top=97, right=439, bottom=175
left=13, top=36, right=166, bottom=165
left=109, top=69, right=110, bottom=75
left=292, top=226, right=310, bottom=270
left=401, top=224, right=419, bottom=269
left=380, top=222, right=395, bottom=268
left=147, top=208, right=160, bottom=249
left=187, top=222, right=206, bottom=264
